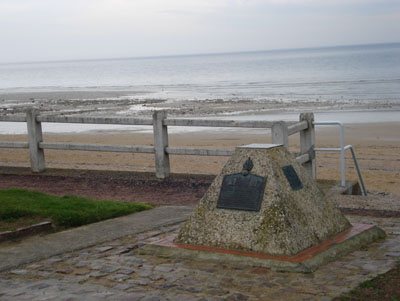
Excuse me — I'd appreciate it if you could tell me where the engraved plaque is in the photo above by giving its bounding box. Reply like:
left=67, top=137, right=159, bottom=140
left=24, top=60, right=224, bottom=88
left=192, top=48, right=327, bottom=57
left=217, top=158, right=267, bottom=211
left=282, top=165, right=303, bottom=190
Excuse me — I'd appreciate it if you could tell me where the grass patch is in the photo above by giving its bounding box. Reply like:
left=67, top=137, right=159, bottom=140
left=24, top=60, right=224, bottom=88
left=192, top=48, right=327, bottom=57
left=0, top=188, right=153, bottom=231
left=359, top=280, right=376, bottom=289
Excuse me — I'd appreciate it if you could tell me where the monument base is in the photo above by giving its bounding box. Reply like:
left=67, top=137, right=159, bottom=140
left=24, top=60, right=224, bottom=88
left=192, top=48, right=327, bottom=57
left=135, top=223, right=385, bottom=273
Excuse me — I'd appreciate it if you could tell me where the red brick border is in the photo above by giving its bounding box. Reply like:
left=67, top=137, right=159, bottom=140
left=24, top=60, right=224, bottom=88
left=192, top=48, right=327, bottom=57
left=150, top=223, right=374, bottom=263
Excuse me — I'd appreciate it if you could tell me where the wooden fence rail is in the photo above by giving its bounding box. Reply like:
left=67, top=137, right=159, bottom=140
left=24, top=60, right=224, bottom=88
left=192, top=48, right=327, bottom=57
left=0, top=109, right=315, bottom=179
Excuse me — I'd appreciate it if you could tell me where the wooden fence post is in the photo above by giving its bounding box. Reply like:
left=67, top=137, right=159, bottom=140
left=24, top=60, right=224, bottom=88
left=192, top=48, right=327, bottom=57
left=299, top=112, right=316, bottom=179
left=153, top=111, right=170, bottom=178
left=271, top=121, right=289, bottom=149
left=26, top=108, right=45, bottom=172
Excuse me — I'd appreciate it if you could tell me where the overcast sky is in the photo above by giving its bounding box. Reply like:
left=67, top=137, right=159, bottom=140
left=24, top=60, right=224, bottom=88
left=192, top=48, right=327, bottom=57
left=1, top=0, right=399, bottom=63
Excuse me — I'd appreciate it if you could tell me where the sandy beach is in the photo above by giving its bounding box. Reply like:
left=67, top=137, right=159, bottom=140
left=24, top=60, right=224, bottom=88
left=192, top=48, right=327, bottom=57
left=1, top=119, right=399, bottom=197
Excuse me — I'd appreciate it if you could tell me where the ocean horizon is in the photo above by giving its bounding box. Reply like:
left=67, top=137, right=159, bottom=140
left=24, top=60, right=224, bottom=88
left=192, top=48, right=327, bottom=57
left=1, top=42, right=399, bottom=66
left=1, top=42, right=399, bottom=106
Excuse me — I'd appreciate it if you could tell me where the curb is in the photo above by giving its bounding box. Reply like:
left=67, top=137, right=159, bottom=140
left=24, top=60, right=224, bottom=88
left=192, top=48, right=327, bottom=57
left=0, top=222, right=52, bottom=243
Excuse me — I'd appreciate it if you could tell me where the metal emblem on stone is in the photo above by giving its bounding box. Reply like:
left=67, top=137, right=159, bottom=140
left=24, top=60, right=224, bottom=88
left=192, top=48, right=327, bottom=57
left=282, top=165, right=303, bottom=190
left=217, top=158, right=267, bottom=211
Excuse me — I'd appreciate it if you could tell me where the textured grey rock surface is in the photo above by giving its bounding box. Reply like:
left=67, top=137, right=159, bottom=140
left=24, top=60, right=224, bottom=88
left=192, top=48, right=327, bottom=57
left=175, top=144, right=351, bottom=256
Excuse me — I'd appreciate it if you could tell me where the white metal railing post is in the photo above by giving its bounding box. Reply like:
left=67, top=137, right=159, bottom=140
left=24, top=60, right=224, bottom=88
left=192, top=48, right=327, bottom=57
left=153, top=111, right=170, bottom=179
left=26, top=108, right=45, bottom=172
left=339, top=122, right=345, bottom=187
left=344, top=145, right=368, bottom=196
left=313, top=121, right=346, bottom=187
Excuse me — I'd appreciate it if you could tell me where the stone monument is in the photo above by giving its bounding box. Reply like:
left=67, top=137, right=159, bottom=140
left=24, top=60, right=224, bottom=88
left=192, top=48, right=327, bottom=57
left=175, top=144, right=351, bottom=256
left=138, top=143, right=385, bottom=272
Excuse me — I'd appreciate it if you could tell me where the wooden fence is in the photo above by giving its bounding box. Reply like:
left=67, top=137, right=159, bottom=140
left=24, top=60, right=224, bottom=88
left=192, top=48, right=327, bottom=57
left=0, top=109, right=315, bottom=179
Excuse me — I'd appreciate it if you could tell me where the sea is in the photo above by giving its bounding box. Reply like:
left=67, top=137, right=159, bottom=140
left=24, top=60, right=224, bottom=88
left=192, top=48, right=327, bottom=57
left=0, top=42, right=399, bottom=134
left=1, top=42, right=400, bottom=103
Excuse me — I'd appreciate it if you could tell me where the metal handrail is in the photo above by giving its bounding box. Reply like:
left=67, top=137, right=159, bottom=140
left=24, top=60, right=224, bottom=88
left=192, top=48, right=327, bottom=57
left=344, top=145, right=367, bottom=196
left=313, top=121, right=367, bottom=196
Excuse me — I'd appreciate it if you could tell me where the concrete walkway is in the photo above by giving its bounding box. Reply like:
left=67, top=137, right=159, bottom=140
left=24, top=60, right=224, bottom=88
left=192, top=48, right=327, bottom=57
left=0, top=206, right=193, bottom=272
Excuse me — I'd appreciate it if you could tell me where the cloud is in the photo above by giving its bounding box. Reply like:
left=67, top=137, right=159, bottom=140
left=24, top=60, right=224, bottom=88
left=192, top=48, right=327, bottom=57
left=0, top=0, right=399, bottom=62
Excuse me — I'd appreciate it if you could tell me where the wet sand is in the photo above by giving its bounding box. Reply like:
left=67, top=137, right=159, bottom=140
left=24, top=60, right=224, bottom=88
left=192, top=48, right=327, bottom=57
left=1, top=90, right=400, bottom=118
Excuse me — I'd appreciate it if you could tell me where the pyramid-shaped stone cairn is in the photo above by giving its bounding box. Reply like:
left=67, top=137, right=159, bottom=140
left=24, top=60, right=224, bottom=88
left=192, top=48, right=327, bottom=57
left=175, top=144, right=352, bottom=256
left=138, top=143, right=385, bottom=272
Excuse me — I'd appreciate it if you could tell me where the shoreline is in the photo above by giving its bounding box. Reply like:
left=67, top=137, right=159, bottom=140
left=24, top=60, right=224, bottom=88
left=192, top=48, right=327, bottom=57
left=1, top=89, right=399, bottom=121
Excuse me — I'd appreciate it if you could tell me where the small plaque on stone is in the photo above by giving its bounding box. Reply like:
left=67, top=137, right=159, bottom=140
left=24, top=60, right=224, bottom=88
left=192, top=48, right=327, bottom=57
left=282, top=165, right=303, bottom=190
left=217, top=158, right=267, bottom=211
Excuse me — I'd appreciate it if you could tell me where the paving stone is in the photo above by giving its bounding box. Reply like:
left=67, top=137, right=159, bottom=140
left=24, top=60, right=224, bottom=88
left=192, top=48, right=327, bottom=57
left=9, top=269, right=29, bottom=275
left=112, top=249, right=131, bottom=256
left=119, top=268, right=136, bottom=275
left=123, top=243, right=144, bottom=250
left=154, top=264, right=174, bottom=273
left=89, top=271, right=109, bottom=278
left=179, top=285, right=202, bottom=293
left=95, top=246, right=114, bottom=253
left=333, top=281, right=348, bottom=286
left=116, top=293, right=145, bottom=301
left=260, top=281, right=277, bottom=288
left=75, top=262, right=89, bottom=268
left=281, top=287, right=297, bottom=293
left=90, top=264, right=104, bottom=270
left=148, top=274, right=162, bottom=281
left=138, top=271, right=153, bottom=278
left=75, top=275, right=91, bottom=283
left=113, top=283, right=134, bottom=291
left=144, top=230, right=162, bottom=238
left=240, top=280, right=256, bottom=287
left=46, top=257, right=64, bottom=264
left=75, top=269, right=90, bottom=276
left=206, top=289, right=230, bottom=296
left=125, top=257, right=145, bottom=265
left=38, top=266, right=56, bottom=272
left=107, top=274, right=131, bottom=282
left=251, top=267, right=269, bottom=274
left=179, top=277, right=198, bottom=285
left=100, top=266, right=120, bottom=273
left=36, top=271, right=53, bottom=277
left=56, top=269, right=74, bottom=274
left=127, top=279, right=151, bottom=286
left=28, top=282, right=52, bottom=290
left=6, top=290, right=26, bottom=297
left=173, top=294, right=198, bottom=300
left=142, top=297, right=161, bottom=301
left=154, top=283, right=177, bottom=289
left=225, top=293, right=249, bottom=301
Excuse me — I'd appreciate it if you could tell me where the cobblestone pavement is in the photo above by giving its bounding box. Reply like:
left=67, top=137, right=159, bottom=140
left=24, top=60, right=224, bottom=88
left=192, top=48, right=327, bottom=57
left=1, top=215, right=399, bottom=301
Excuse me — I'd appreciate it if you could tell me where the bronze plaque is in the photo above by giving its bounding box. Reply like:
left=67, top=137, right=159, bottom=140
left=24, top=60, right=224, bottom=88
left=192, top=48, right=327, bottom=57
left=282, top=165, right=303, bottom=190
left=217, top=158, right=267, bottom=211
